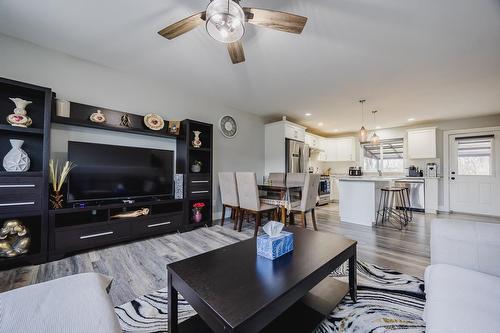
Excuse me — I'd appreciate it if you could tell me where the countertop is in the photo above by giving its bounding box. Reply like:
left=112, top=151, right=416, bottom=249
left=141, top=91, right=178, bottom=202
left=337, top=175, right=440, bottom=182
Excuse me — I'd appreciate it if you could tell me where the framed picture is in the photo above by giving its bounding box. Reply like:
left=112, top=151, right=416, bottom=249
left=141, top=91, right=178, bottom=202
left=168, top=121, right=181, bottom=135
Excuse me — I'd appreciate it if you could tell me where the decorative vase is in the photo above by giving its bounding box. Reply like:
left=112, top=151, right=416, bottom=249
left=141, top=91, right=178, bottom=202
left=3, top=140, right=30, bottom=172
left=7, top=98, right=32, bottom=128
left=192, top=130, right=202, bottom=148
left=192, top=208, right=203, bottom=223
left=50, top=190, right=64, bottom=209
left=191, top=164, right=201, bottom=173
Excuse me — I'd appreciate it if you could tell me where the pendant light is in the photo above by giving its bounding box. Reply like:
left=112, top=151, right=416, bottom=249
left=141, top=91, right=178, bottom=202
left=370, top=110, right=380, bottom=144
left=358, top=99, right=367, bottom=142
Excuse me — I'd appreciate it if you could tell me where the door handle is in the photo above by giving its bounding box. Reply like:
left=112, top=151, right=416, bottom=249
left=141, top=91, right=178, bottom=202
left=451, top=171, right=456, bottom=175
left=451, top=177, right=455, bottom=180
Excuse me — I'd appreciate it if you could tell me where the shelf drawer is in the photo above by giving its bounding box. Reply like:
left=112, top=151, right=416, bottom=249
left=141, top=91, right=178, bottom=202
left=0, top=177, right=42, bottom=214
left=132, top=213, right=183, bottom=236
left=54, top=222, right=130, bottom=252
left=188, top=175, right=211, bottom=197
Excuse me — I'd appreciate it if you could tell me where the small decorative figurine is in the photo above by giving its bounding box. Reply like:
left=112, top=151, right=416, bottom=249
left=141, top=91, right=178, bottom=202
left=0, top=219, right=31, bottom=258
left=120, top=113, right=132, bottom=127
left=192, top=130, right=202, bottom=148
left=89, top=109, right=106, bottom=123
left=3, top=139, right=30, bottom=172
left=191, top=160, right=202, bottom=173
left=111, top=208, right=150, bottom=219
left=55, top=99, right=71, bottom=118
left=7, top=98, right=32, bottom=128
left=168, top=121, right=181, bottom=135
left=143, top=114, right=164, bottom=131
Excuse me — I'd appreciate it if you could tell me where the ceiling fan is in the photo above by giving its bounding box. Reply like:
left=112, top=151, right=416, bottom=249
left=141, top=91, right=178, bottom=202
left=157, top=0, right=308, bottom=64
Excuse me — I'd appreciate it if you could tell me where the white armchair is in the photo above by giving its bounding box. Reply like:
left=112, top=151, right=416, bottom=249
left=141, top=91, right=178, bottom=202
left=424, top=219, right=500, bottom=332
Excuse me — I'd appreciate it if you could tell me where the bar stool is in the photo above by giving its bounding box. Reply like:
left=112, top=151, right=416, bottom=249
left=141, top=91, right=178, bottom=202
left=376, top=187, right=410, bottom=230
left=395, top=186, right=413, bottom=222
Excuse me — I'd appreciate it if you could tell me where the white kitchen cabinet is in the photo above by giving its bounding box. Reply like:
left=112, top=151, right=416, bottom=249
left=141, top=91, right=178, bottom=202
left=324, top=137, right=356, bottom=161
left=284, top=123, right=305, bottom=142
left=407, top=127, right=437, bottom=159
left=305, top=133, right=320, bottom=149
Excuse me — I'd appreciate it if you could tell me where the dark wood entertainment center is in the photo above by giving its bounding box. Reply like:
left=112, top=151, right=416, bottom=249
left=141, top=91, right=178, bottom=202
left=0, top=76, right=213, bottom=269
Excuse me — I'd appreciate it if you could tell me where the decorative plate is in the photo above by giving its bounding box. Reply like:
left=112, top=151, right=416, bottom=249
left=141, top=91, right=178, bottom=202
left=219, top=115, right=237, bottom=138
left=144, top=114, right=164, bottom=131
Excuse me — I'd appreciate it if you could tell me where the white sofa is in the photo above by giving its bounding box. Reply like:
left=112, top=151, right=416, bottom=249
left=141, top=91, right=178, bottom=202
left=0, top=272, right=122, bottom=333
left=424, top=218, right=500, bottom=332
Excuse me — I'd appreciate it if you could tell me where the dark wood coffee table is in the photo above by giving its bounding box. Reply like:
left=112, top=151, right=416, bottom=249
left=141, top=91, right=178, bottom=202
left=167, top=226, right=357, bottom=333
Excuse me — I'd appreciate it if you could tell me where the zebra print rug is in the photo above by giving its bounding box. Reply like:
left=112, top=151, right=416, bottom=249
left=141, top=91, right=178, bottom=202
left=114, top=261, right=426, bottom=332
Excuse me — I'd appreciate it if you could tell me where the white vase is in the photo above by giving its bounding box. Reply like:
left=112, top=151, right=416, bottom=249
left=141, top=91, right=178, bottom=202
left=9, top=98, right=32, bottom=115
left=3, top=140, right=30, bottom=172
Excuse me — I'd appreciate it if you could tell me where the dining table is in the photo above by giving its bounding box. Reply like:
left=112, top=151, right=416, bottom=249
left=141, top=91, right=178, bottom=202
left=258, top=184, right=302, bottom=224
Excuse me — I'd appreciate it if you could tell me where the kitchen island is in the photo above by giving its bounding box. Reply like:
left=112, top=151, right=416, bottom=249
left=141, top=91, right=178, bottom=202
left=338, top=177, right=396, bottom=226
left=338, top=176, right=439, bottom=225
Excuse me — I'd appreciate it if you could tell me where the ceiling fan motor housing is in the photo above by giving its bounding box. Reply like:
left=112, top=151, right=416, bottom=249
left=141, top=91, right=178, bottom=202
left=206, top=0, right=245, bottom=43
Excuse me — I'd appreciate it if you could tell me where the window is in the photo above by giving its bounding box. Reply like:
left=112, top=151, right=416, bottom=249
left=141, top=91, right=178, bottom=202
left=456, top=136, right=493, bottom=176
left=363, top=139, right=404, bottom=172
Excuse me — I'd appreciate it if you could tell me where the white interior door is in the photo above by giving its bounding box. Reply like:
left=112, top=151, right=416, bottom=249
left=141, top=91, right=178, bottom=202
left=449, top=131, right=500, bottom=216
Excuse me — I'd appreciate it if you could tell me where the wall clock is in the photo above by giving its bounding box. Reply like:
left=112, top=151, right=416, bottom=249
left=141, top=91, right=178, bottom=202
left=219, top=115, right=238, bottom=138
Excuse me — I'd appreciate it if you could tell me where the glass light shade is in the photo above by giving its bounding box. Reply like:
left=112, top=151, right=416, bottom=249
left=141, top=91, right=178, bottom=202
left=206, top=0, right=245, bottom=43
left=359, top=126, right=367, bottom=142
left=371, top=132, right=380, bottom=144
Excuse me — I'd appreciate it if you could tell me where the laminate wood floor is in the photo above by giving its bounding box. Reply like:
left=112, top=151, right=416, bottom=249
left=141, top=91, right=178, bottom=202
left=1, top=203, right=498, bottom=306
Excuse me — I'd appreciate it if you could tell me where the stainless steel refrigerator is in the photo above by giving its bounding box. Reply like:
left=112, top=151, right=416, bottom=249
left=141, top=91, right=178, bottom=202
left=285, top=139, right=310, bottom=173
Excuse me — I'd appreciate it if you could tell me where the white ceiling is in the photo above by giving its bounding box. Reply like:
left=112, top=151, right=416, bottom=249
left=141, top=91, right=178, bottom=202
left=1, top=0, right=500, bottom=134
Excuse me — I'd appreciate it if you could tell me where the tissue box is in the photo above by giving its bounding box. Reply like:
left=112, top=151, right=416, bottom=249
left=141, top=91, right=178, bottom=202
left=257, top=231, right=294, bottom=260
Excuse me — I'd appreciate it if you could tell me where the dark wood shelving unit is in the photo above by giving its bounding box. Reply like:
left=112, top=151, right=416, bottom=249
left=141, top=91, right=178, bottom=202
left=0, top=77, right=51, bottom=270
left=52, top=102, right=179, bottom=140
left=177, top=120, right=213, bottom=230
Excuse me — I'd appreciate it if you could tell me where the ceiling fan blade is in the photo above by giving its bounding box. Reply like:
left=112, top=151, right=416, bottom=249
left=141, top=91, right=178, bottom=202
left=227, top=41, right=245, bottom=64
left=243, top=8, right=307, bottom=34
left=158, top=11, right=206, bottom=40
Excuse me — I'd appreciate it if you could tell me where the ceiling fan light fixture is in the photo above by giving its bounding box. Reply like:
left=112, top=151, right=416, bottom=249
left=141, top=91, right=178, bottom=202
left=206, top=0, right=245, bottom=43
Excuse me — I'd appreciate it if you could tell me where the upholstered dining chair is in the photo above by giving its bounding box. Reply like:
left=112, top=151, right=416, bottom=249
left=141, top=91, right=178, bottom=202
left=289, top=174, right=320, bottom=231
left=218, top=172, right=239, bottom=229
left=236, top=172, right=278, bottom=237
left=286, top=173, right=306, bottom=186
left=268, top=172, right=285, bottom=186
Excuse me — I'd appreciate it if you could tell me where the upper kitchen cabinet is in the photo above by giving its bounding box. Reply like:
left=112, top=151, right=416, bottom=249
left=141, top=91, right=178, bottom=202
left=305, top=132, right=321, bottom=149
left=407, top=127, right=437, bottom=159
left=284, top=122, right=306, bottom=142
left=324, top=137, right=356, bottom=161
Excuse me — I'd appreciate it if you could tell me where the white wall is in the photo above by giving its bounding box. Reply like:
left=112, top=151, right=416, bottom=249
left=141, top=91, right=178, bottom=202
left=0, top=34, right=266, bottom=215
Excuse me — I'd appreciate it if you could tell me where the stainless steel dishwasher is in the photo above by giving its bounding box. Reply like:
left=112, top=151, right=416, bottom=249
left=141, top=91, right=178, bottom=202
left=394, top=179, right=425, bottom=212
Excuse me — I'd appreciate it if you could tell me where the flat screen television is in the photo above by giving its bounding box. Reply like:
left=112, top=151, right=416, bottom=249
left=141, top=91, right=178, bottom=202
left=67, top=141, right=174, bottom=202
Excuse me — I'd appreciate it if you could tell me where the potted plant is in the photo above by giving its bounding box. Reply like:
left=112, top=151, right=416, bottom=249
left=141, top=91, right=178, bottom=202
left=192, top=202, right=205, bottom=223
left=191, top=160, right=202, bottom=173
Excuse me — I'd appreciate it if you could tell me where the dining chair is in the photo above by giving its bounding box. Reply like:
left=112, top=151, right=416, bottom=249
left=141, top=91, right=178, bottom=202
left=268, top=172, right=285, bottom=186
left=289, top=174, right=320, bottom=231
left=218, top=172, right=239, bottom=230
left=286, top=173, right=306, bottom=186
left=236, top=172, right=278, bottom=237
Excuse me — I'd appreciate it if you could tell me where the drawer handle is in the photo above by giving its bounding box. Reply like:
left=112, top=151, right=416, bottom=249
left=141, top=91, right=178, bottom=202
left=191, top=180, right=209, bottom=183
left=191, top=190, right=209, bottom=194
left=0, top=184, right=36, bottom=188
left=0, top=201, right=35, bottom=207
left=147, top=221, right=171, bottom=228
left=80, top=231, right=114, bottom=240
